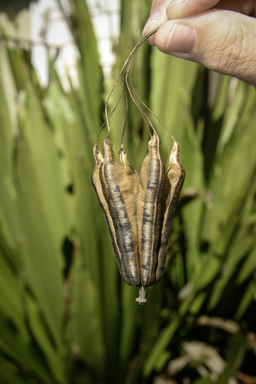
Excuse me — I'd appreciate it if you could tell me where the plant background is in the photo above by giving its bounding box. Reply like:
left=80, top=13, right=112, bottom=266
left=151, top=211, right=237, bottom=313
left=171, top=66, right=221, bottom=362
left=0, top=0, right=256, bottom=383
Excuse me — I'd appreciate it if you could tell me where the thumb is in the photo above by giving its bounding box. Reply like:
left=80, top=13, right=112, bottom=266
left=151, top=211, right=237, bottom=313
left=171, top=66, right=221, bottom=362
left=153, top=9, right=256, bottom=86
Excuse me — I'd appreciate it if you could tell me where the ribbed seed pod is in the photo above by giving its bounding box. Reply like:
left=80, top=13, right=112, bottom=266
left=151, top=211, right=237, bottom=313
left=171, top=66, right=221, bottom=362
left=92, top=144, right=130, bottom=285
left=137, top=132, right=166, bottom=289
left=155, top=139, right=185, bottom=283
left=92, top=139, right=140, bottom=287
left=92, top=130, right=185, bottom=304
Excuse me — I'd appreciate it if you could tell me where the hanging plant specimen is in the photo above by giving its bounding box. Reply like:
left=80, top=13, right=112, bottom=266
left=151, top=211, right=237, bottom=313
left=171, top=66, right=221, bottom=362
left=92, top=28, right=185, bottom=304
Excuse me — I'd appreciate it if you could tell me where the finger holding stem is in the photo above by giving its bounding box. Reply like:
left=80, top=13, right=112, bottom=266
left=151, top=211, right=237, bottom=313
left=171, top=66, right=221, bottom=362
left=143, top=1, right=256, bottom=86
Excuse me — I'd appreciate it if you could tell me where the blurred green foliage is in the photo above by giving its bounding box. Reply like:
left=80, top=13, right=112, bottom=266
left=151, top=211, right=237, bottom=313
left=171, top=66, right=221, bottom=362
left=0, top=0, right=256, bottom=383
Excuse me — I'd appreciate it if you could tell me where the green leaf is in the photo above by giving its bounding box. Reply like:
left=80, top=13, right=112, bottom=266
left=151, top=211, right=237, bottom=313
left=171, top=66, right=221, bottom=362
left=0, top=250, right=56, bottom=383
left=150, top=52, right=198, bottom=148
left=71, top=0, right=103, bottom=134
left=143, top=317, right=179, bottom=378
left=6, top=48, right=73, bottom=352
left=0, top=74, right=13, bottom=177
left=25, top=294, right=67, bottom=384
left=0, top=356, right=36, bottom=384
left=237, top=246, right=256, bottom=284
left=234, top=280, right=255, bottom=320
left=67, top=247, right=106, bottom=380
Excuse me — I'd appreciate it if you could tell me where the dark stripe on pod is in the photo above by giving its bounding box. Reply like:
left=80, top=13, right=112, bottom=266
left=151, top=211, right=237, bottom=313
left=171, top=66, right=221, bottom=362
left=138, top=132, right=165, bottom=287
left=92, top=145, right=131, bottom=285
left=155, top=138, right=185, bottom=283
left=101, top=139, right=140, bottom=287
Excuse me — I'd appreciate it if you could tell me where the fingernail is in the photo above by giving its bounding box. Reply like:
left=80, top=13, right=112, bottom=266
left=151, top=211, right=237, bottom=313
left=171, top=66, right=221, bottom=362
left=166, top=0, right=186, bottom=17
left=165, top=24, right=196, bottom=53
left=143, top=9, right=161, bottom=35
left=167, top=0, right=186, bottom=8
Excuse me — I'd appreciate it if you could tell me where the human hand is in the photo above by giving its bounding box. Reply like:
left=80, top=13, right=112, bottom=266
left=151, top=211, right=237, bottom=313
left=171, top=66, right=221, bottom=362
left=143, top=0, right=256, bottom=86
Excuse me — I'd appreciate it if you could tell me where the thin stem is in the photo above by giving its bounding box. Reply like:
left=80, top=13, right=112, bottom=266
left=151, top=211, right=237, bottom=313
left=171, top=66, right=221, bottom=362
left=101, top=27, right=159, bottom=141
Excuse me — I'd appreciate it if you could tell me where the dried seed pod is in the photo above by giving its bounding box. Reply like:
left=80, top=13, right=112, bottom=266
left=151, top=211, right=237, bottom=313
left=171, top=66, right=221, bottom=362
left=92, top=131, right=185, bottom=304
left=155, top=138, right=185, bottom=284
left=92, top=27, right=185, bottom=304
left=92, top=140, right=140, bottom=287
left=137, top=131, right=166, bottom=289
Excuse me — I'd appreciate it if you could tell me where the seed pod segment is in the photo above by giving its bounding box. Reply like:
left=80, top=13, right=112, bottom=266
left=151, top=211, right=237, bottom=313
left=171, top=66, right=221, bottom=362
left=92, top=144, right=130, bottom=285
left=137, top=132, right=166, bottom=288
left=135, top=132, right=185, bottom=304
left=155, top=137, right=185, bottom=283
left=92, top=139, right=141, bottom=287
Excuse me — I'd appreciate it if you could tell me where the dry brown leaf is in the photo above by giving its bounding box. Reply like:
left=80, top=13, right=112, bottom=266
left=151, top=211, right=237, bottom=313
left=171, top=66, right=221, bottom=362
left=182, top=341, right=226, bottom=376
left=236, top=371, right=256, bottom=384
left=197, top=315, right=240, bottom=334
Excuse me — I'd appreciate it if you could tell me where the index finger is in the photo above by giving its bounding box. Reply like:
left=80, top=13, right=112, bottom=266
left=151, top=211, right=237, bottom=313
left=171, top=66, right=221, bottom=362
left=143, top=0, right=219, bottom=44
left=144, top=0, right=255, bottom=44
left=165, top=0, right=255, bottom=19
left=166, top=0, right=219, bottom=18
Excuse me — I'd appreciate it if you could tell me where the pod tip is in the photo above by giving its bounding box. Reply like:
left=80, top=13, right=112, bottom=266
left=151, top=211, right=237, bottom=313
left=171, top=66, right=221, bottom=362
left=136, top=286, right=147, bottom=305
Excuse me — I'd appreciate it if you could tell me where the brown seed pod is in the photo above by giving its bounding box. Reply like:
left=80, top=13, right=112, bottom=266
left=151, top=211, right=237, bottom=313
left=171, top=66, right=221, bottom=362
left=92, top=27, right=185, bottom=304
left=92, top=142, right=139, bottom=287
left=92, top=131, right=185, bottom=304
